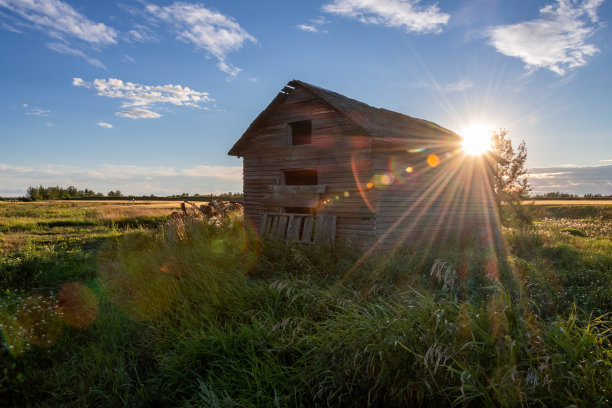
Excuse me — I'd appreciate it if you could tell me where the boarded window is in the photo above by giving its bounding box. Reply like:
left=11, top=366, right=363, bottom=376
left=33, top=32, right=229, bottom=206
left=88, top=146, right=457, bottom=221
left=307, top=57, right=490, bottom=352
left=289, top=120, right=312, bottom=145
left=283, top=169, right=318, bottom=185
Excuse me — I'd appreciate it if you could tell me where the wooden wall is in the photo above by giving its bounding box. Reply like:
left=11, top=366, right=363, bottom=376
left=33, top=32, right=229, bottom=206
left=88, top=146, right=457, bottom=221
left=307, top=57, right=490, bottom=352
left=372, top=142, right=498, bottom=250
left=240, top=87, right=378, bottom=247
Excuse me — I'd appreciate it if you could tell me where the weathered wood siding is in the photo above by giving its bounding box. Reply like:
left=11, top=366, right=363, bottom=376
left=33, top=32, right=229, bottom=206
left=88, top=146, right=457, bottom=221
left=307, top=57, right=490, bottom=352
left=372, top=143, right=497, bottom=249
left=241, top=88, right=377, bottom=246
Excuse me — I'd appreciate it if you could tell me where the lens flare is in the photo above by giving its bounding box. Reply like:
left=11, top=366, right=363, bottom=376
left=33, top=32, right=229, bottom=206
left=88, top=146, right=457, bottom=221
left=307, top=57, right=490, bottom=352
left=427, top=154, right=440, bottom=167
left=57, top=282, right=99, bottom=328
left=380, top=173, right=392, bottom=186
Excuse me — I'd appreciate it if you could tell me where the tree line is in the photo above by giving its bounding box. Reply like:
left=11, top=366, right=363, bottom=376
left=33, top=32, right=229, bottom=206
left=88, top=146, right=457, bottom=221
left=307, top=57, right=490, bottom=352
left=26, top=185, right=108, bottom=201
left=16, top=186, right=242, bottom=201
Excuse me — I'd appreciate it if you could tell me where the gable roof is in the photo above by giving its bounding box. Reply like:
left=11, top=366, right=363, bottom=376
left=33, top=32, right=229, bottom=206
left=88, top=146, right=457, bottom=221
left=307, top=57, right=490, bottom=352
left=228, top=80, right=461, bottom=156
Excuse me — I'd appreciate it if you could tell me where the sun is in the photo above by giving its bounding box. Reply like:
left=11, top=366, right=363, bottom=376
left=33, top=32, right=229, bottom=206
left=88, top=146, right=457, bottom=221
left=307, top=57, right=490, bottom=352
left=460, top=124, right=493, bottom=155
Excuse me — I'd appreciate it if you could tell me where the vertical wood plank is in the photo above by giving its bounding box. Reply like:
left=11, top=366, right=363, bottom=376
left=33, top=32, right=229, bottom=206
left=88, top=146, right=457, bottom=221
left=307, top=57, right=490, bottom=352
left=302, top=216, right=314, bottom=242
left=277, top=215, right=289, bottom=239
left=271, top=215, right=280, bottom=237
left=260, top=213, right=269, bottom=235
left=285, top=214, right=296, bottom=240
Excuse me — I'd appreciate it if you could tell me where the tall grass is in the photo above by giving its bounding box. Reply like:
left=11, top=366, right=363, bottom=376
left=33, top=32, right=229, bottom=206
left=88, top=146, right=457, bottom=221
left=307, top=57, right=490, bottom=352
left=1, top=204, right=611, bottom=406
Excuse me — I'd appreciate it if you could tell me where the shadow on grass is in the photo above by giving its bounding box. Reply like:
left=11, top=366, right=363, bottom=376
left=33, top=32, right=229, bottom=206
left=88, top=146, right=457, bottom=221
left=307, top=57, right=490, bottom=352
left=0, top=236, right=111, bottom=292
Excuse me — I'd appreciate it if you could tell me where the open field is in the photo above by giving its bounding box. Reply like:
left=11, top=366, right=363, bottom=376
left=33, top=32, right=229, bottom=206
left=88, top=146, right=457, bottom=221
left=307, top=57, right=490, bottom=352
left=1, top=201, right=611, bottom=407
left=527, top=200, right=612, bottom=205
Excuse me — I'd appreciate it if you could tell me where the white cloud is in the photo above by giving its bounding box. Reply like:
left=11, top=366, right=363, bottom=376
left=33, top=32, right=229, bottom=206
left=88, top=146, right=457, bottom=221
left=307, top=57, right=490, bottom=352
left=46, top=42, right=106, bottom=68
left=486, top=0, right=605, bottom=76
left=122, top=54, right=135, bottom=63
left=74, top=77, right=213, bottom=119
left=412, top=78, right=474, bottom=92
left=0, top=0, right=117, bottom=44
left=97, top=122, right=113, bottom=128
left=182, top=165, right=243, bottom=181
left=115, top=108, right=161, bottom=119
left=0, top=20, right=21, bottom=33
left=323, top=0, right=450, bottom=34
left=0, top=162, right=243, bottom=196
left=297, top=24, right=318, bottom=33
left=46, top=122, right=54, bottom=127
left=26, top=107, right=50, bottom=116
left=529, top=164, right=612, bottom=195
left=297, top=16, right=330, bottom=33
left=145, top=2, right=256, bottom=77
left=0, top=163, right=33, bottom=172
left=126, top=23, right=158, bottom=43
left=529, top=171, right=570, bottom=179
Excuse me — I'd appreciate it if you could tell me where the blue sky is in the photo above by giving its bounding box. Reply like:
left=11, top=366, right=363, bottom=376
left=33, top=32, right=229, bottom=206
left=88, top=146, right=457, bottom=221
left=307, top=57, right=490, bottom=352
left=1, top=0, right=611, bottom=196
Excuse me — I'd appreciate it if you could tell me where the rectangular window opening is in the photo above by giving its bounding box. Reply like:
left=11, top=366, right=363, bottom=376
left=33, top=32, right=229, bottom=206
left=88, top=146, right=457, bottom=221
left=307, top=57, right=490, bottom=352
left=290, top=120, right=312, bottom=145
left=284, top=207, right=316, bottom=215
left=283, top=169, right=318, bottom=185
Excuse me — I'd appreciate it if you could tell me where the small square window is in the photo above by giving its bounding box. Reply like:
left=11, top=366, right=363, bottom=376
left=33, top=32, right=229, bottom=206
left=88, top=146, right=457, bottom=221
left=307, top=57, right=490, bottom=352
left=289, top=120, right=312, bottom=145
left=283, top=169, right=318, bottom=185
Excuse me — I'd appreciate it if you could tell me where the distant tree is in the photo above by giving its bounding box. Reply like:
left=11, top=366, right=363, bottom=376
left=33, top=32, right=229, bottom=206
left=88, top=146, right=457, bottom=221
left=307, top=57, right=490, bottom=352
left=491, top=129, right=531, bottom=209
left=26, top=186, right=41, bottom=201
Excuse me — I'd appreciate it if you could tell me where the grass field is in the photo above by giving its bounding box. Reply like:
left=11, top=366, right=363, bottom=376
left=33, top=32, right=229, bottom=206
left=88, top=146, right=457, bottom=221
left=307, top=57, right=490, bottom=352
left=1, top=201, right=611, bottom=407
left=527, top=200, right=612, bottom=205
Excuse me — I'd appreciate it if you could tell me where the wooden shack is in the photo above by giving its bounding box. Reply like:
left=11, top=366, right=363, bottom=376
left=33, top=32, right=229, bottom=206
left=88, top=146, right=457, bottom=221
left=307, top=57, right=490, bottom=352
left=228, top=80, right=497, bottom=249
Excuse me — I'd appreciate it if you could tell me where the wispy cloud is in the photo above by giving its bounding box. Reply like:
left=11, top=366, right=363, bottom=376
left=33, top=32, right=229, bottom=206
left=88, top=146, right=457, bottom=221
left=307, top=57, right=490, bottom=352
left=115, top=108, right=161, bottom=119
left=297, top=24, right=318, bottom=32
left=529, top=164, right=612, bottom=194
left=0, top=20, right=21, bottom=33
left=73, top=77, right=213, bottom=119
left=323, top=0, right=450, bottom=34
left=411, top=78, right=474, bottom=92
left=145, top=2, right=256, bottom=77
left=126, top=23, right=158, bottom=43
left=46, top=42, right=106, bottom=68
left=486, top=0, right=605, bottom=76
left=0, top=163, right=33, bottom=172
left=0, top=0, right=117, bottom=44
left=0, top=162, right=243, bottom=196
left=25, top=106, right=50, bottom=116
left=97, top=122, right=113, bottom=129
left=0, top=0, right=116, bottom=68
left=297, top=16, right=329, bottom=33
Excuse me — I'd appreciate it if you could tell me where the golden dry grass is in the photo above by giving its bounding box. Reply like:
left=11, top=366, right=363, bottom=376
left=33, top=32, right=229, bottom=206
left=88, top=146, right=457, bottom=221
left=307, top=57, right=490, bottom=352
left=524, top=200, right=612, bottom=205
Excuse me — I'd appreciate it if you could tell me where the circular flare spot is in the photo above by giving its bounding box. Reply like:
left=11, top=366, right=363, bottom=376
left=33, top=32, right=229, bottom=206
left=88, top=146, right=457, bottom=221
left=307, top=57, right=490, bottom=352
left=427, top=154, right=440, bottom=167
left=343, top=191, right=350, bottom=198
left=57, top=283, right=99, bottom=328
left=406, top=166, right=413, bottom=173
left=380, top=174, right=392, bottom=185
left=366, top=182, right=374, bottom=189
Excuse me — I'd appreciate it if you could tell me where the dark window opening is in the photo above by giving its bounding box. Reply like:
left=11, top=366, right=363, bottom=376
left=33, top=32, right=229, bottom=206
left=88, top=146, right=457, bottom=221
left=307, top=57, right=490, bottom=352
left=290, top=120, right=312, bottom=145
left=283, top=169, right=318, bottom=185
left=284, top=207, right=316, bottom=215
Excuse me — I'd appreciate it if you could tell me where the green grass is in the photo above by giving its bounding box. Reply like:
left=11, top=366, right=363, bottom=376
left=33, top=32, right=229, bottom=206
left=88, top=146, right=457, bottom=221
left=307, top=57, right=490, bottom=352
left=1, top=202, right=611, bottom=407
